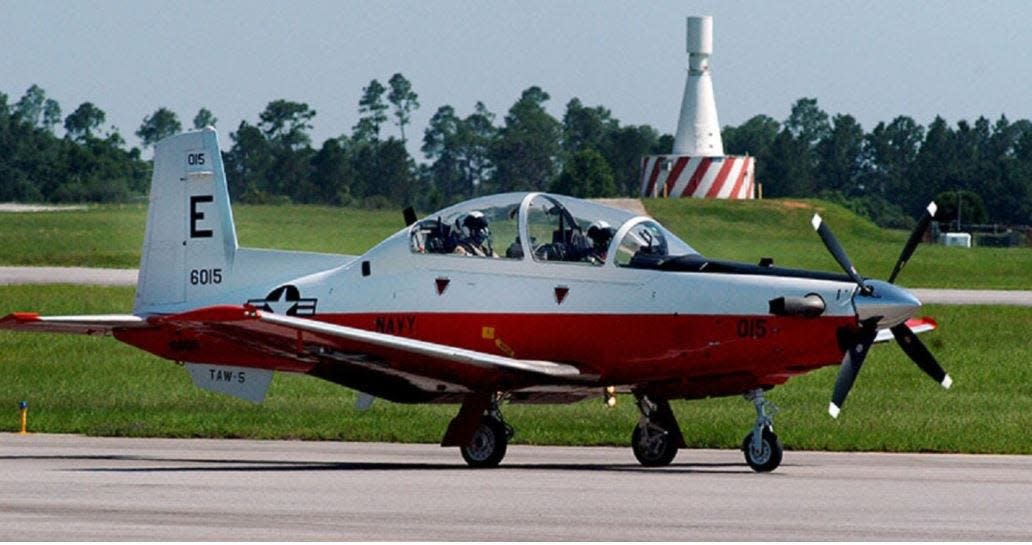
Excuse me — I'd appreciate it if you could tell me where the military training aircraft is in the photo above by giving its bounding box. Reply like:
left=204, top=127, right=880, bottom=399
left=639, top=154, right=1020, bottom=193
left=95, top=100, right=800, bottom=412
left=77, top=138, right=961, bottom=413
left=1, top=128, right=952, bottom=471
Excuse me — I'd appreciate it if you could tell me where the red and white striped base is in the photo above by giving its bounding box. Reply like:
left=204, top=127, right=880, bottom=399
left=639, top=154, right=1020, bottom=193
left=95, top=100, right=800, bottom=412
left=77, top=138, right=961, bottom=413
left=640, top=155, right=755, bottom=199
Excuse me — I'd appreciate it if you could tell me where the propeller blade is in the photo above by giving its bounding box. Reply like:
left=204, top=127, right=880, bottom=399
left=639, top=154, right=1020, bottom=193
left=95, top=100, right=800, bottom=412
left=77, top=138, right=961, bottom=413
left=811, top=214, right=869, bottom=293
left=887, top=202, right=937, bottom=284
left=890, top=323, right=953, bottom=389
left=829, top=325, right=879, bottom=418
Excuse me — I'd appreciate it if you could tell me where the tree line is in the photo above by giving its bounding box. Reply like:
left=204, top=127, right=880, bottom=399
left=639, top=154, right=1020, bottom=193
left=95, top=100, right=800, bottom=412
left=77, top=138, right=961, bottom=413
left=2, top=80, right=1031, bottom=227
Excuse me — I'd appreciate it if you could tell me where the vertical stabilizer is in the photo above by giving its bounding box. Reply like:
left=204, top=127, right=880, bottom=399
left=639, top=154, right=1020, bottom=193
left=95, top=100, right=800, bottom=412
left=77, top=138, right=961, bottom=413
left=135, top=128, right=238, bottom=311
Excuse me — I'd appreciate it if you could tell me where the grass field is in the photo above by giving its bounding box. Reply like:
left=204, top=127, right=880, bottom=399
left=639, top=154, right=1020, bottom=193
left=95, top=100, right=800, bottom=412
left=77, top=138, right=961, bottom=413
left=0, top=204, right=402, bottom=267
left=2, top=198, right=1029, bottom=289
left=646, top=198, right=1032, bottom=290
left=2, top=285, right=1030, bottom=453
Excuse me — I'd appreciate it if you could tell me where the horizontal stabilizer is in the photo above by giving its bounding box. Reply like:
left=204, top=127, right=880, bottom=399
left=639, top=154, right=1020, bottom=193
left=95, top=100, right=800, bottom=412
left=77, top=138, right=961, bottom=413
left=874, top=316, right=937, bottom=343
left=0, top=312, right=148, bottom=335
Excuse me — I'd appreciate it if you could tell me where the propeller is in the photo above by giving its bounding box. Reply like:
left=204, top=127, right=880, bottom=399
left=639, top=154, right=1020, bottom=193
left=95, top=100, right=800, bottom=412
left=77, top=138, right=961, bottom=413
left=828, top=320, right=878, bottom=418
left=811, top=214, right=870, bottom=294
left=811, top=202, right=952, bottom=418
left=888, top=202, right=937, bottom=284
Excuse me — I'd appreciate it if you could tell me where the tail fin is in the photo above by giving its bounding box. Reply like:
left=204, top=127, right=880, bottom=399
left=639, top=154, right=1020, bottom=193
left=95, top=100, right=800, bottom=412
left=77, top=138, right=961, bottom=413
left=135, top=128, right=238, bottom=312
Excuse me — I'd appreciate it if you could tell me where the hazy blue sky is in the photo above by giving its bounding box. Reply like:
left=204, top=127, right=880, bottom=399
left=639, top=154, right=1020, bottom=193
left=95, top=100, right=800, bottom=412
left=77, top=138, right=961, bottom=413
left=3, top=1, right=1031, bottom=157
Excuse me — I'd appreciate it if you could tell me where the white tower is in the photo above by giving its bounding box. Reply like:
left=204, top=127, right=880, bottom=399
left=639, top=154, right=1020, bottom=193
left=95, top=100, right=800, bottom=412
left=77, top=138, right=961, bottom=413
left=672, top=16, right=724, bottom=156
left=640, top=15, right=754, bottom=199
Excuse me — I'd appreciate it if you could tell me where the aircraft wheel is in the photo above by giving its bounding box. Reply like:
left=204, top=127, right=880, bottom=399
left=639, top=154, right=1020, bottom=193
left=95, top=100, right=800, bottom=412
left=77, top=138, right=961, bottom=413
left=461, top=415, right=508, bottom=468
left=631, top=421, right=678, bottom=467
left=742, top=427, right=783, bottom=473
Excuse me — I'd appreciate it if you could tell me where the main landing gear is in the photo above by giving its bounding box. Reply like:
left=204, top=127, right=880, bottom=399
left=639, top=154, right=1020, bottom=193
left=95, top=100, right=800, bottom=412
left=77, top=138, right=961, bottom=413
left=461, top=409, right=513, bottom=468
left=631, top=395, right=687, bottom=467
left=443, top=394, right=514, bottom=468
left=741, top=388, right=783, bottom=473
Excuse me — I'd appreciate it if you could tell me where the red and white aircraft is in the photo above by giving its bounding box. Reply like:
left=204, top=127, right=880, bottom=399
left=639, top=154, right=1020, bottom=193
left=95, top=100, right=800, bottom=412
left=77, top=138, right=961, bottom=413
left=1, top=129, right=951, bottom=471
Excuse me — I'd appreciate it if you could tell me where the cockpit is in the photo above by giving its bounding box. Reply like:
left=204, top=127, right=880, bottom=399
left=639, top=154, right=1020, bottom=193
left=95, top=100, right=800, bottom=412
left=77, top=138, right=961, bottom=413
left=407, top=192, right=698, bottom=268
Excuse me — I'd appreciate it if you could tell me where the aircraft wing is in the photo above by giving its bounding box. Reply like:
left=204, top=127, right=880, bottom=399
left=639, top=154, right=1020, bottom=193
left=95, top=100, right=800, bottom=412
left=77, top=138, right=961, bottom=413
left=151, top=305, right=589, bottom=382
left=874, top=316, right=937, bottom=343
left=257, top=311, right=585, bottom=379
left=0, top=312, right=149, bottom=335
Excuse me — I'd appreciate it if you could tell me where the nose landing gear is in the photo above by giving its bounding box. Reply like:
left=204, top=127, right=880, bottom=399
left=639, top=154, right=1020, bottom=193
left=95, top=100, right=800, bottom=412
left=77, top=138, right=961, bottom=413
left=741, top=388, right=783, bottom=472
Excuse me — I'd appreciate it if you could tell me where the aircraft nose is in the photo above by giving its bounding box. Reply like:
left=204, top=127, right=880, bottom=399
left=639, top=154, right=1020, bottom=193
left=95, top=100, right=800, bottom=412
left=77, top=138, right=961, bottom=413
left=853, top=280, right=921, bottom=328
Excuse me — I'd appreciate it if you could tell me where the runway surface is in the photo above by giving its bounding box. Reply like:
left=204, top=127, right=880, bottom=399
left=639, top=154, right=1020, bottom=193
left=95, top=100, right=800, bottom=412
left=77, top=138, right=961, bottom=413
left=1, top=434, right=1030, bottom=540
left=2, top=266, right=1030, bottom=306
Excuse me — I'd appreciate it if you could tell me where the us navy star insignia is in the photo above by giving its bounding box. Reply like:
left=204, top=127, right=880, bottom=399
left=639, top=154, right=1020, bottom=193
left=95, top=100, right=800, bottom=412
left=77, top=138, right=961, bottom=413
left=246, top=285, right=317, bottom=316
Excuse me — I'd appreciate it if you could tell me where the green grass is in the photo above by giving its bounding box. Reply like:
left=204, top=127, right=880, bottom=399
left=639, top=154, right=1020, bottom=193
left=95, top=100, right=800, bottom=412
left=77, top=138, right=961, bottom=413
left=2, top=198, right=1028, bottom=289
left=2, top=285, right=1030, bottom=453
left=0, top=204, right=403, bottom=267
left=646, top=198, right=1032, bottom=289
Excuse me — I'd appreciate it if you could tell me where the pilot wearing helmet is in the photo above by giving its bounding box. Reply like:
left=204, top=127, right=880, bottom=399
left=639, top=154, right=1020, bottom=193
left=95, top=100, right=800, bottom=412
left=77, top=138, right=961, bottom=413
left=585, top=220, right=615, bottom=264
left=454, top=210, right=497, bottom=257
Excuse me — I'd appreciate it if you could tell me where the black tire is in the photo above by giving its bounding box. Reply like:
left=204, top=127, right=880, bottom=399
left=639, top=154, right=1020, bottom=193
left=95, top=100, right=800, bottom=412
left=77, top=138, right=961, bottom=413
left=741, top=428, right=783, bottom=473
left=460, top=416, right=508, bottom=468
left=631, top=422, right=679, bottom=467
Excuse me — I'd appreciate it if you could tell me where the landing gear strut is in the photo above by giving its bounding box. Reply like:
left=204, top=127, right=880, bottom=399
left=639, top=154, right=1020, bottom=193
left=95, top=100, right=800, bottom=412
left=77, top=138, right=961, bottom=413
left=631, top=395, right=686, bottom=467
left=741, top=389, right=783, bottom=472
left=444, top=394, right=514, bottom=468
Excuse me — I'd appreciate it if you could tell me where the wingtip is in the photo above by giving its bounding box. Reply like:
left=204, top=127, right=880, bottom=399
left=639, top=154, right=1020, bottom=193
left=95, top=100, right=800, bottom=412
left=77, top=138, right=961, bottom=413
left=941, top=374, right=953, bottom=389
left=927, top=201, right=938, bottom=218
left=828, top=402, right=841, bottom=419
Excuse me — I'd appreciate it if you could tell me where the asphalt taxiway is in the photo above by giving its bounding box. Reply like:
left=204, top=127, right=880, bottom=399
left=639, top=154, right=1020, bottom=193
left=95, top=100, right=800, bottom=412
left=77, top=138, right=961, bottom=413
left=1, top=434, right=1030, bottom=540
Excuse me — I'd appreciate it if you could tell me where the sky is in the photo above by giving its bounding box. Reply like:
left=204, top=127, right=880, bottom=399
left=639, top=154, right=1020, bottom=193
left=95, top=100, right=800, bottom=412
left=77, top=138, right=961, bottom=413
left=3, top=0, right=1032, bottom=159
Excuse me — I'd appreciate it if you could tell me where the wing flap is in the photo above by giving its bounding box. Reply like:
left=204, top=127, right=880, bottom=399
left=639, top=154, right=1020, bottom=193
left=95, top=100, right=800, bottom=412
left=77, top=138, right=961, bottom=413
left=0, top=312, right=149, bottom=335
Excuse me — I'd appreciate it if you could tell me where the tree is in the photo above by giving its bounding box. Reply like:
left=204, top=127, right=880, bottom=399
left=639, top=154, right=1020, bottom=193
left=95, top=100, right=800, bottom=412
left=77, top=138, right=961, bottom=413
left=462, top=102, right=497, bottom=194
left=601, top=124, right=661, bottom=197
left=353, top=79, right=388, bottom=142
left=422, top=105, right=465, bottom=199
left=550, top=148, right=616, bottom=198
left=723, top=115, right=780, bottom=157
left=309, top=137, right=354, bottom=205
left=722, top=115, right=780, bottom=197
left=193, top=107, right=218, bottom=129
left=490, top=86, right=562, bottom=192
left=763, top=129, right=815, bottom=197
left=225, top=120, right=273, bottom=199
left=42, top=99, right=61, bottom=131
left=815, top=114, right=865, bottom=194
left=785, top=97, right=830, bottom=152
left=561, top=98, right=615, bottom=157
left=911, top=116, right=957, bottom=215
left=387, top=73, right=419, bottom=143
left=136, top=107, right=182, bottom=148
left=934, top=190, right=987, bottom=227
left=14, top=84, right=61, bottom=132
left=258, top=99, right=315, bottom=150
left=64, top=102, right=106, bottom=141
left=422, top=102, right=498, bottom=201
left=862, top=115, right=924, bottom=196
